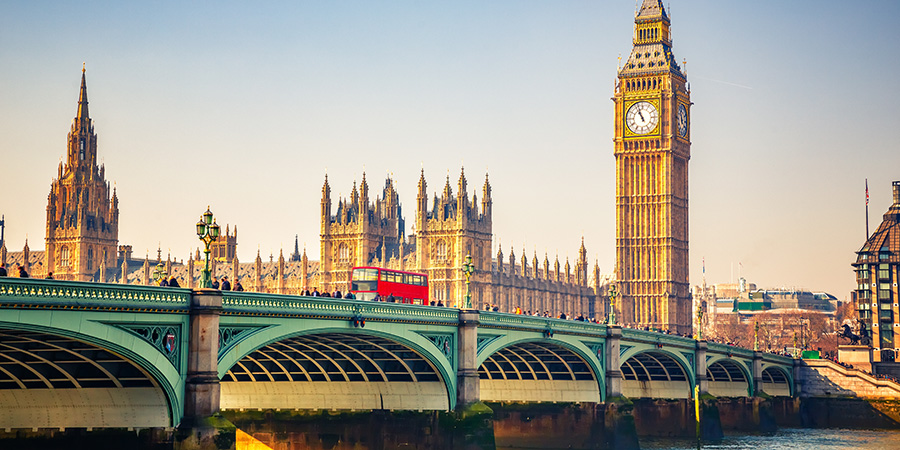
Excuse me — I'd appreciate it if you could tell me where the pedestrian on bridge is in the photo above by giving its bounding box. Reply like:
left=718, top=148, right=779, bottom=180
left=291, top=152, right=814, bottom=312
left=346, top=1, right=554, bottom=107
left=0, top=264, right=7, bottom=276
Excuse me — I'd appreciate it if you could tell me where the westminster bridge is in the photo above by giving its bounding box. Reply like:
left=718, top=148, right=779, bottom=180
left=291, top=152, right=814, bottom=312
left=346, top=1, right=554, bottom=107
left=0, top=277, right=795, bottom=430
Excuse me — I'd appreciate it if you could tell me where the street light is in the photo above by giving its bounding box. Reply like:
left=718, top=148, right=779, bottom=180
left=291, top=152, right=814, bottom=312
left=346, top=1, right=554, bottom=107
left=754, top=321, right=760, bottom=351
left=152, top=263, right=166, bottom=286
left=608, top=284, right=618, bottom=326
left=195, top=206, right=220, bottom=289
left=460, top=254, right=475, bottom=309
left=697, top=305, right=704, bottom=340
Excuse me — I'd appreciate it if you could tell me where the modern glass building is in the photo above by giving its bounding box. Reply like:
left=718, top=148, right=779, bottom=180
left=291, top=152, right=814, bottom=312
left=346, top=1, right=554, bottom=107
left=854, top=181, right=900, bottom=361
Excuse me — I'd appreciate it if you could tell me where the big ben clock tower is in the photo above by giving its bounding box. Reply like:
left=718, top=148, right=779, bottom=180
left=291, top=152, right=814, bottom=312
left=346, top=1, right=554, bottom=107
left=613, top=0, right=691, bottom=334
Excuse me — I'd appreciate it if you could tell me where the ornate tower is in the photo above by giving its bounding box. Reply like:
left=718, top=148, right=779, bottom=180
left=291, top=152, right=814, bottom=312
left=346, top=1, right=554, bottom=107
left=45, top=66, right=119, bottom=281
left=415, top=169, right=492, bottom=307
left=319, top=173, right=405, bottom=293
left=613, top=1, right=691, bottom=333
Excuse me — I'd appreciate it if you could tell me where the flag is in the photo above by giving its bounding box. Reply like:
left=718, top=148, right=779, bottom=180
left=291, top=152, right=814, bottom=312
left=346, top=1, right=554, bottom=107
left=866, top=179, right=869, bottom=206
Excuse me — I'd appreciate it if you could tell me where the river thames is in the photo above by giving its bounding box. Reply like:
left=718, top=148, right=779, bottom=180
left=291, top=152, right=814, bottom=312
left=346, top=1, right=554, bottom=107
left=639, top=428, right=900, bottom=450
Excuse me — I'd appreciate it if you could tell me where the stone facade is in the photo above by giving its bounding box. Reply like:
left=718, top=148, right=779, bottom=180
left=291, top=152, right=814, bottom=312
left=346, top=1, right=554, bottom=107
left=800, top=359, right=900, bottom=398
left=317, top=169, right=610, bottom=315
left=613, top=0, right=691, bottom=333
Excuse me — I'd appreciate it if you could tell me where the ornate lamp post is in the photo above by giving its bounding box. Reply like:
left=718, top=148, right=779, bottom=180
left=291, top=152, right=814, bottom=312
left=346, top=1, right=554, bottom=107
left=697, top=305, right=704, bottom=340
left=608, top=284, right=618, bottom=326
left=460, top=254, right=475, bottom=309
left=195, top=207, right=220, bottom=289
left=152, top=263, right=166, bottom=286
left=754, top=320, right=760, bottom=351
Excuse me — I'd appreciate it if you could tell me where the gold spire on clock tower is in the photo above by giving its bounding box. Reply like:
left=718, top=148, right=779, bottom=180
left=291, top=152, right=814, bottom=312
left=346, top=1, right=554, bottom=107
left=613, top=0, right=691, bottom=334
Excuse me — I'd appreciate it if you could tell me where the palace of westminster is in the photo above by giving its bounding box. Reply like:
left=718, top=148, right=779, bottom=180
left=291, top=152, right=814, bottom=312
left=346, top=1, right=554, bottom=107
left=4, top=2, right=711, bottom=334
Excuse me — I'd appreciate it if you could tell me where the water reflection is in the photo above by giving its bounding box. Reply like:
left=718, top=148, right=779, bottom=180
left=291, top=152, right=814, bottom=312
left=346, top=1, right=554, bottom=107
left=639, top=428, right=900, bottom=450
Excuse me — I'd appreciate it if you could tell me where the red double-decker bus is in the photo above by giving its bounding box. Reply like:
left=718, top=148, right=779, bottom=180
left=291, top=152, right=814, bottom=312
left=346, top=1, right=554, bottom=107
left=350, top=267, right=429, bottom=304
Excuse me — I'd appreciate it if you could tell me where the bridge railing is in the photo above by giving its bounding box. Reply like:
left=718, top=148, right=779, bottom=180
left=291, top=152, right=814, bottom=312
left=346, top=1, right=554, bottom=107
left=0, top=277, right=191, bottom=310
left=221, top=291, right=460, bottom=324
left=479, top=311, right=608, bottom=335
left=620, top=327, right=696, bottom=349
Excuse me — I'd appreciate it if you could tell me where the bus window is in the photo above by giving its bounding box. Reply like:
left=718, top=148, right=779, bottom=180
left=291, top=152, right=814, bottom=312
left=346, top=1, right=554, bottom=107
left=383, top=271, right=401, bottom=284
left=351, top=268, right=379, bottom=292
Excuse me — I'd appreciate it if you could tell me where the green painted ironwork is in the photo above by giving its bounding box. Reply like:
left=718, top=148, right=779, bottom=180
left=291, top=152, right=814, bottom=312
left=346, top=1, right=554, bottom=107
left=112, top=323, right=183, bottom=371
left=418, top=332, right=455, bottom=363
left=218, top=325, right=270, bottom=360
left=222, top=291, right=459, bottom=324
left=477, top=334, right=502, bottom=354
left=479, top=311, right=608, bottom=336
left=0, top=278, right=190, bottom=309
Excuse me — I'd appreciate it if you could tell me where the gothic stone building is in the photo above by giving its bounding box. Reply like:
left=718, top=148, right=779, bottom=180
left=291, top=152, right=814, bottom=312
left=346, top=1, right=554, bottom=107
left=44, top=68, right=120, bottom=281
left=614, top=0, right=692, bottom=334
left=319, top=169, right=608, bottom=317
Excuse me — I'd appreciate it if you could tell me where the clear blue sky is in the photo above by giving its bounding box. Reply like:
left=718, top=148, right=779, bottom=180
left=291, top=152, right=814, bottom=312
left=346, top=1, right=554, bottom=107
left=2, top=1, right=898, bottom=299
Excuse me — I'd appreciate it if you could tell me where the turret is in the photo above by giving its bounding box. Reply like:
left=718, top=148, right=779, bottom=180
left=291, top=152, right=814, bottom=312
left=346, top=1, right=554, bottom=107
left=482, top=173, right=492, bottom=224
left=301, top=247, right=309, bottom=292
left=359, top=172, right=369, bottom=226
left=457, top=168, right=468, bottom=225
left=254, top=249, right=263, bottom=292
left=417, top=169, right=428, bottom=230
left=520, top=247, right=527, bottom=278
left=321, top=175, right=331, bottom=234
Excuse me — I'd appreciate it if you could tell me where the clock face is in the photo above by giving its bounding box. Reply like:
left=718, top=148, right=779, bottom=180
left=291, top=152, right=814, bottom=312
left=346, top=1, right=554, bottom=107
left=625, top=101, right=659, bottom=135
left=677, top=103, right=688, bottom=137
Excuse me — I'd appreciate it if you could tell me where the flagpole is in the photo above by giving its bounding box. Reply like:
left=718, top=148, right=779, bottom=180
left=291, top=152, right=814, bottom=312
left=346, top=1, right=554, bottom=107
left=866, top=178, right=870, bottom=239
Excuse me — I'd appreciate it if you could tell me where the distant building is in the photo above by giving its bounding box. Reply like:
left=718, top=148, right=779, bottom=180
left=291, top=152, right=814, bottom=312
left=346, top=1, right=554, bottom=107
left=317, top=169, right=609, bottom=316
left=693, top=276, right=838, bottom=340
left=853, top=181, right=900, bottom=360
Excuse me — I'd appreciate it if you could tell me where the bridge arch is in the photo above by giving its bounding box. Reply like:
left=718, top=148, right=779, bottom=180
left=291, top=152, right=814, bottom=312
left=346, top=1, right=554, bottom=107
left=476, top=336, right=605, bottom=403
left=0, top=316, right=184, bottom=428
left=218, top=324, right=456, bottom=411
left=761, top=365, right=793, bottom=397
left=706, top=358, right=752, bottom=397
left=620, top=350, right=694, bottom=399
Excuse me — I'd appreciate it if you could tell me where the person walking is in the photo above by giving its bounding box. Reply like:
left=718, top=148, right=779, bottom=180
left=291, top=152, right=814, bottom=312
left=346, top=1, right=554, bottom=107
left=221, top=277, right=231, bottom=291
left=17, top=265, right=28, bottom=278
left=0, top=264, right=7, bottom=276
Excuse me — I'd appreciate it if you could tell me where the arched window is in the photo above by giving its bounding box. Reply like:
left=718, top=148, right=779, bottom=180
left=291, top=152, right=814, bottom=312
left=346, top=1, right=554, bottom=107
left=338, top=243, right=350, bottom=264
left=87, top=248, right=93, bottom=271
left=436, top=240, right=449, bottom=263
left=60, top=246, right=69, bottom=267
